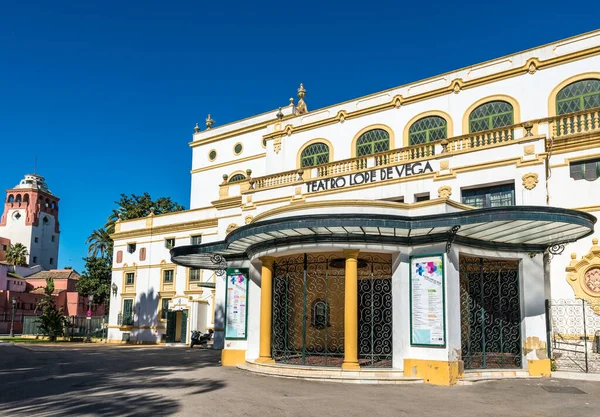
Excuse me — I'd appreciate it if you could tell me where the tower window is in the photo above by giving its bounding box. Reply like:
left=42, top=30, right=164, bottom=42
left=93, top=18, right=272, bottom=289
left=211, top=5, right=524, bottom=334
left=127, top=243, right=136, bottom=253
left=165, top=238, right=175, bottom=249
left=34, top=237, right=39, bottom=243
left=125, top=272, right=135, bottom=285
left=42, top=216, right=49, bottom=224
left=33, top=256, right=37, bottom=263
left=51, top=235, right=55, bottom=242
left=50, top=258, right=54, bottom=265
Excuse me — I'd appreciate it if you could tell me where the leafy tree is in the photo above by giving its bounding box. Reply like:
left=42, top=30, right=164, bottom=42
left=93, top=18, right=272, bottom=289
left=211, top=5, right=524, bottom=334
left=35, top=278, right=68, bottom=341
left=104, top=193, right=185, bottom=234
left=85, top=227, right=112, bottom=258
left=5, top=243, right=29, bottom=267
left=76, top=256, right=112, bottom=307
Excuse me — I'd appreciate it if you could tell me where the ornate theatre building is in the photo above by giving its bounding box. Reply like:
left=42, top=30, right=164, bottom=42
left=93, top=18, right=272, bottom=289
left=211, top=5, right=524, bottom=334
left=108, top=29, right=600, bottom=385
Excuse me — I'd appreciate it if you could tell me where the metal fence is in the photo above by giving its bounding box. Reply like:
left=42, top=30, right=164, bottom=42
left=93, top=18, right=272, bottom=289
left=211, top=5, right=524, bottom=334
left=549, top=299, right=600, bottom=373
left=22, top=315, right=108, bottom=339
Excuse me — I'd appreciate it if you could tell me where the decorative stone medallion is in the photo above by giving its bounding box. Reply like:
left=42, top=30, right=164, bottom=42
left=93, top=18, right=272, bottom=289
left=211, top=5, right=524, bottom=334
left=585, top=268, right=600, bottom=293
left=566, top=238, right=600, bottom=310
left=522, top=172, right=539, bottom=190
left=438, top=185, right=452, bottom=199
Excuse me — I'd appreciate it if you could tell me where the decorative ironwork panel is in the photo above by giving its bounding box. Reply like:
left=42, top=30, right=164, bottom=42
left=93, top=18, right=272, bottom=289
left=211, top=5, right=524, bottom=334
left=272, top=254, right=345, bottom=366
left=460, top=257, right=521, bottom=369
left=356, top=129, right=390, bottom=157
left=550, top=298, right=600, bottom=373
left=556, top=79, right=600, bottom=115
left=469, top=101, right=514, bottom=133
left=408, top=116, right=447, bottom=146
left=358, top=254, right=393, bottom=367
left=301, top=143, right=330, bottom=168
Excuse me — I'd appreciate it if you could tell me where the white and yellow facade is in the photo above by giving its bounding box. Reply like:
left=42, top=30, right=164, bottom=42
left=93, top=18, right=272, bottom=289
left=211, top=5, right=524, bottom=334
left=109, top=29, right=600, bottom=384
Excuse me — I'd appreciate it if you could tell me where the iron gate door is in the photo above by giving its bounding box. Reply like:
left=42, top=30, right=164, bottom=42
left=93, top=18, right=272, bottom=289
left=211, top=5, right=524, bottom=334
left=460, top=257, right=521, bottom=369
left=358, top=254, right=393, bottom=367
left=272, top=254, right=345, bottom=366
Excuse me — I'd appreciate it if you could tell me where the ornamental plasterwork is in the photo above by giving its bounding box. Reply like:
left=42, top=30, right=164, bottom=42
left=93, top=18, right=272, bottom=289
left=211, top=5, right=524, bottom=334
left=522, top=172, right=539, bottom=190
left=245, top=215, right=254, bottom=225
left=273, top=137, right=282, bottom=154
left=437, top=185, right=452, bottom=199
left=226, top=223, right=239, bottom=234
left=566, top=238, right=600, bottom=312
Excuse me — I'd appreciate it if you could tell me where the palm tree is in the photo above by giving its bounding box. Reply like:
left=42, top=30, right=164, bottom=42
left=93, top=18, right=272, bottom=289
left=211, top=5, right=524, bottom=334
left=5, top=243, right=29, bottom=267
left=86, top=228, right=112, bottom=258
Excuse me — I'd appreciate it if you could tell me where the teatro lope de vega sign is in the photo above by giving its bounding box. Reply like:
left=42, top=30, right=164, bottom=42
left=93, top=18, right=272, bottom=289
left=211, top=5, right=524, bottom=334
left=305, top=161, right=434, bottom=193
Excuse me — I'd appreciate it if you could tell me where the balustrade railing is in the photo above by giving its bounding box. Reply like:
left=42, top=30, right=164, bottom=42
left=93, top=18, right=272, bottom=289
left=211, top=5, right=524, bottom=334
left=117, top=312, right=134, bottom=326
left=551, top=107, right=600, bottom=137
left=248, top=108, right=600, bottom=192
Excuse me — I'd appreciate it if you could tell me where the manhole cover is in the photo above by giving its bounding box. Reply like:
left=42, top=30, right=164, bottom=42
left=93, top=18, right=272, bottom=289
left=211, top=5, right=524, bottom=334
left=541, top=386, right=586, bottom=394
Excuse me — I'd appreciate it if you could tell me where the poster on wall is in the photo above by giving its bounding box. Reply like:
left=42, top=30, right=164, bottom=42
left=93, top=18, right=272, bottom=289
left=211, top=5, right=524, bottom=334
left=410, top=254, right=446, bottom=347
left=225, top=268, right=249, bottom=340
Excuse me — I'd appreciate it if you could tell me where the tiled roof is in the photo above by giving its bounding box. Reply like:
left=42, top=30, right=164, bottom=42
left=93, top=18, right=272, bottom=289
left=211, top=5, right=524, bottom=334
left=26, top=270, right=80, bottom=280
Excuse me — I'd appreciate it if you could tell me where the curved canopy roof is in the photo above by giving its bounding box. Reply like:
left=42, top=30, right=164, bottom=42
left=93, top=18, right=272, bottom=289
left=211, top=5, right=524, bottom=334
left=171, top=206, right=596, bottom=269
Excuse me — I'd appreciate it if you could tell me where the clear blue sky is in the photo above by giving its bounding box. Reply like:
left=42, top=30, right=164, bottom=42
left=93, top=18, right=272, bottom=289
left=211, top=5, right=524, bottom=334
left=1, top=1, right=598, bottom=272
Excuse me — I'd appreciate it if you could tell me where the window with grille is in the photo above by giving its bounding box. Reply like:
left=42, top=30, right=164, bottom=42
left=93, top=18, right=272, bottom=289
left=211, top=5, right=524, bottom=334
left=163, top=269, right=174, bottom=283
left=468, top=101, right=514, bottom=133
left=408, top=116, right=447, bottom=145
left=311, top=299, right=330, bottom=329
left=570, top=158, right=600, bottom=181
left=125, top=272, right=135, bottom=285
left=300, top=142, right=330, bottom=167
left=556, top=79, right=600, bottom=115
left=461, top=183, right=515, bottom=208
left=165, top=238, right=175, bottom=249
left=189, top=268, right=201, bottom=281
left=191, top=235, right=202, bottom=245
left=356, top=129, right=390, bottom=157
left=161, top=298, right=171, bottom=320
left=228, top=173, right=246, bottom=183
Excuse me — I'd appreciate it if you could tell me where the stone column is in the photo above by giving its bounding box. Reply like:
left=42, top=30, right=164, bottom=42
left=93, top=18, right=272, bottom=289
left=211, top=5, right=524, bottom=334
left=256, top=256, right=276, bottom=363
left=342, top=249, right=360, bottom=370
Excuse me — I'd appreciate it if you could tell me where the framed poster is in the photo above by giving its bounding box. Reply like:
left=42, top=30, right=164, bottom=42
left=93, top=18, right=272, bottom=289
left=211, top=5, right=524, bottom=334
left=224, top=268, right=249, bottom=340
left=410, top=254, right=446, bottom=347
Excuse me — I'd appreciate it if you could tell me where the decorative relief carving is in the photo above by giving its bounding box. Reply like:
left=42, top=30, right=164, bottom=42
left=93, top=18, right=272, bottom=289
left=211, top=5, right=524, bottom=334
left=273, top=137, right=282, bottom=154
left=244, top=215, right=254, bottom=225
left=438, top=185, right=452, bottom=199
left=566, top=238, right=600, bottom=307
left=524, top=145, right=535, bottom=155
left=528, top=62, right=537, bottom=75
left=226, top=223, right=239, bottom=234
left=439, top=160, right=449, bottom=170
left=522, top=172, right=539, bottom=190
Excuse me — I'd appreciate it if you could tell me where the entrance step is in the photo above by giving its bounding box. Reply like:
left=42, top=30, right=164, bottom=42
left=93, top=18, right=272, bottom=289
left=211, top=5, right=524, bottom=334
left=457, top=369, right=537, bottom=385
left=237, top=361, right=423, bottom=384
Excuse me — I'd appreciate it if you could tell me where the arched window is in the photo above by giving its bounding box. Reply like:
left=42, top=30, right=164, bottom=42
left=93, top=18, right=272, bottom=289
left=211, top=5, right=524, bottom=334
left=468, top=101, right=514, bottom=133
left=23, top=194, right=29, bottom=203
left=15, top=195, right=21, bottom=203
left=408, top=116, right=447, bottom=146
left=51, top=201, right=56, bottom=209
left=228, top=173, right=246, bottom=183
left=556, top=79, right=600, bottom=115
left=356, top=129, right=390, bottom=157
left=300, top=142, right=330, bottom=168
left=7, top=195, right=14, bottom=203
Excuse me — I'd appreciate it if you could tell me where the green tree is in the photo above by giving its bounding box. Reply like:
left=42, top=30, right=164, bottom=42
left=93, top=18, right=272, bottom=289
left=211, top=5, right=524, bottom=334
left=85, top=227, right=112, bottom=258
left=5, top=243, right=29, bottom=267
left=104, top=193, right=185, bottom=234
left=76, top=256, right=112, bottom=307
left=35, top=278, right=68, bottom=341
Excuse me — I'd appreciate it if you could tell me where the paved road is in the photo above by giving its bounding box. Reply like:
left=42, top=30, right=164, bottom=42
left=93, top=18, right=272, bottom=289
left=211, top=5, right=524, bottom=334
left=1, top=343, right=600, bottom=417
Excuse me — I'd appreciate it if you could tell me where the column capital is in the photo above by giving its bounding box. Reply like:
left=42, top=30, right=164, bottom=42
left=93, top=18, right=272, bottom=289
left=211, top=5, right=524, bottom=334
left=260, top=256, right=277, bottom=268
left=343, top=249, right=360, bottom=260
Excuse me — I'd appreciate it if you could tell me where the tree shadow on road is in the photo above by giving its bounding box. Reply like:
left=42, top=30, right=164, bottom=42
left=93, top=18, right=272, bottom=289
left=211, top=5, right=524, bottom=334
left=0, top=346, right=225, bottom=416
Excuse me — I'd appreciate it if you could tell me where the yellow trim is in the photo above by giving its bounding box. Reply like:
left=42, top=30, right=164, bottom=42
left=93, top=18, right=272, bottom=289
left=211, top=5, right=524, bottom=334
left=572, top=205, right=600, bottom=213
left=221, top=349, right=246, bottom=366
left=547, top=72, right=600, bottom=116
left=233, top=142, right=243, bottom=156
left=191, top=153, right=266, bottom=174
left=403, top=358, right=463, bottom=386
left=350, top=124, right=395, bottom=158
left=296, top=138, right=335, bottom=169
left=211, top=196, right=242, bottom=210
left=462, top=94, right=521, bottom=134
left=160, top=265, right=176, bottom=293
left=110, top=219, right=218, bottom=240
left=208, top=149, right=217, bottom=162
left=403, top=110, right=454, bottom=147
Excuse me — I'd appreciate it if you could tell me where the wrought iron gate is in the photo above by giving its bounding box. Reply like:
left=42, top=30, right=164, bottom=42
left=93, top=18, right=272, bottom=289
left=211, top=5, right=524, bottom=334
left=460, top=257, right=521, bottom=369
left=271, top=253, right=393, bottom=367
left=550, top=299, right=600, bottom=373
left=358, top=254, right=393, bottom=367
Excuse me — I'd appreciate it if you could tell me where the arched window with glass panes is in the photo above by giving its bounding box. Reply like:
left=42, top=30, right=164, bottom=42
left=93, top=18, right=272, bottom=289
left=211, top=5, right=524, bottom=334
left=408, top=116, right=448, bottom=146
left=228, top=173, right=246, bottom=183
left=355, top=129, right=390, bottom=157
left=300, top=142, right=330, bottom=168
left=556, top=79, right=600, bottom=115
left=468, top=101, right=514, bottom=133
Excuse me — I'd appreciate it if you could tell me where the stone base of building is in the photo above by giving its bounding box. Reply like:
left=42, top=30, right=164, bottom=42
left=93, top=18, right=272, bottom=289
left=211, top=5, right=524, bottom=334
left=403, top=359, right=464, bottom=386
left=221, top=349, right=247, bottom=366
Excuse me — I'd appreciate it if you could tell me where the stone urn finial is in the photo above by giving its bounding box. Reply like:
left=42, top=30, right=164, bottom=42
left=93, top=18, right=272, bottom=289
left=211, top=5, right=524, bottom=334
left=206, top=114, right=214, bottom=129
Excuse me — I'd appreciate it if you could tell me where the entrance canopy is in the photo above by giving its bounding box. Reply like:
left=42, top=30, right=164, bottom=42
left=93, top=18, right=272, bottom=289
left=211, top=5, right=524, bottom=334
left=171, top=201, right=596, bottom=269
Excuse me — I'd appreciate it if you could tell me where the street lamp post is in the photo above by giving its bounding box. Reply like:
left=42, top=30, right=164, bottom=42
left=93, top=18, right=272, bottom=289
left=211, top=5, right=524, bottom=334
left=85, top=294, right=94, bottom=343
left=9, top=299, right=16, bottom=338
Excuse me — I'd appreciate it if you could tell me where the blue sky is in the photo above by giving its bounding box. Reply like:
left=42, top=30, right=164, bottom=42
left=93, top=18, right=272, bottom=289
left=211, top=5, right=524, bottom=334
left=1, top=1, right=598, bottom=272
